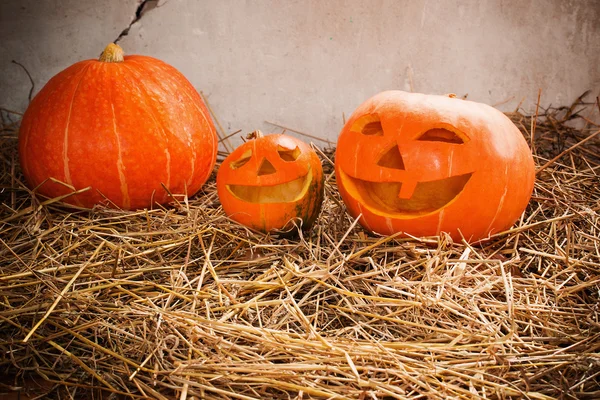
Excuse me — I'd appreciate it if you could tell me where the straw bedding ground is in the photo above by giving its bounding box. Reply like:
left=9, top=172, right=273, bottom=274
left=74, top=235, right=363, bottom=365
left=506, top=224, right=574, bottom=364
left=1, top=100, right=599, bottom=399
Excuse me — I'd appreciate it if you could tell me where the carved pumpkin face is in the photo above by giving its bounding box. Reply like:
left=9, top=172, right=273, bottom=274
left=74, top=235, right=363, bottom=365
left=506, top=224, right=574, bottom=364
left=217, top=132, right=324, bottom=233
left=335, top=91, right=535, bottom=241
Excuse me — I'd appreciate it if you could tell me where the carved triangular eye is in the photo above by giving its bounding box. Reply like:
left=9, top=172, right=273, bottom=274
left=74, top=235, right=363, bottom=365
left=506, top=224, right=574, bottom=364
left=230, top=149, right=252, bottom=169
left=362, top=121, right=384, bottom=136
left=351, top=114, right=384, bottom=136
left=418, top=128, right=465, bottom=144
left=277, top=145, right=301, bottom=161
left=257, top=158, right=277, bottom=176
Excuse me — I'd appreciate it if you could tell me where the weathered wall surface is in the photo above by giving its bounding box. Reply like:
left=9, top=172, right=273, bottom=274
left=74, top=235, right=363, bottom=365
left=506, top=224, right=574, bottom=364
left=1, top=0, right=599, bottom=146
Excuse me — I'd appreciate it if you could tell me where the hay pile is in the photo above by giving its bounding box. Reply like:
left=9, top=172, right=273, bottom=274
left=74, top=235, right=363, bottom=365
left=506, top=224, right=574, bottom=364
left=1, top=101, right=599, bottom=399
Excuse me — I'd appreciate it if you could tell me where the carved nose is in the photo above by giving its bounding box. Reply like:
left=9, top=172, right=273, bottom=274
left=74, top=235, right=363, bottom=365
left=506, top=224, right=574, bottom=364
left=377, top=146, right=405, bottom=170
left=257, top=158, right=277, bottom=176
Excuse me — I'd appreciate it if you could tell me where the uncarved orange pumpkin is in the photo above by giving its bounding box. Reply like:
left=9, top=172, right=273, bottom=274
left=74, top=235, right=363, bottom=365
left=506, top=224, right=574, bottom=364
left=18, top=43, right=218, bottom=209
left=335, top=91, right=535, bottom=242
left=217, top=131, right=324, bottom=233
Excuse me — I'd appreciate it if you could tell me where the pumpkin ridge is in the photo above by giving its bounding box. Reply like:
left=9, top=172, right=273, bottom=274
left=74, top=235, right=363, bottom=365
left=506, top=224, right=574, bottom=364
left=63, top=63, right=94, bottom=199
left=180, top=92, right=218, bottom=189
left=108, top=98, right=131, bottom=210
left=126, top=57, right=212, bottom=128
left=19, top=65, right=86, bottom=178
left=303, top=171, right=324, bottom=228
left=173, top=72, right=217, bottom=185
left=484, top=164, right=509, bottom=234
left=180, top=90, right=210, bottom=184
left=172, top=78, right=218, bottom=182
left=436, top=209, right=445, bottom=234
left=124, top=58, right=214, bottom=188
left=119, top=62, right=173, bottom=193
left=191, top=92, right=218, bottom=177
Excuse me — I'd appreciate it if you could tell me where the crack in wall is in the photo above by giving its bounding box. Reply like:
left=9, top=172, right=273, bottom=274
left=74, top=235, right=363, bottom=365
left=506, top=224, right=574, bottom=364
left=114, top=0, right=157, bottom=44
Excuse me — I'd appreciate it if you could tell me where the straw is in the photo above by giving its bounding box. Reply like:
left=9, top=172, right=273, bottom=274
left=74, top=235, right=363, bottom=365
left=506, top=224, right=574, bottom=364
left=0, top=98, right=599, bottom=398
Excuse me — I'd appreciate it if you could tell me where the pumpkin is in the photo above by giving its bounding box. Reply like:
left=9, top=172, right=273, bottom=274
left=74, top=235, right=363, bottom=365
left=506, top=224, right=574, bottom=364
left=18, top=43, right=218, bottom=210
left=335, top=90, right=535, bottom=241
left=217, top=131, right=324, bottom=233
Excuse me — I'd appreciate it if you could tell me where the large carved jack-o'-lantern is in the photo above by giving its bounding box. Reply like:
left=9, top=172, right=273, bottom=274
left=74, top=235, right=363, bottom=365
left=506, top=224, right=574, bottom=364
left=335, top=91, right=535, bottom=241
left=217, top=131, right=324, bottom=233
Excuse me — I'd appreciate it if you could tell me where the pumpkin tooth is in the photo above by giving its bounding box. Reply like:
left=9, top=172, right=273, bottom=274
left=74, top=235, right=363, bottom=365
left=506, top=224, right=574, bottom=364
left=397, top=180, right=417, bottom=199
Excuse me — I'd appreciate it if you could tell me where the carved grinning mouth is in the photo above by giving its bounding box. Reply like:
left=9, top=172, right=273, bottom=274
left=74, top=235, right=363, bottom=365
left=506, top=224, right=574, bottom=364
left=227, top=167, right=313, bottom=203
left=340, top=171, right=473, bottom=217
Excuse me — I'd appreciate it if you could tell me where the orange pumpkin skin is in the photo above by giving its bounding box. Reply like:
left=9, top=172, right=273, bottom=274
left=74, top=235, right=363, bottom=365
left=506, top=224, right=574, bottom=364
left=217, top=133, right=324, bottom=233
left=335, top=91, right=535, bottom=242
left=18, top=44, right=217, bottom=210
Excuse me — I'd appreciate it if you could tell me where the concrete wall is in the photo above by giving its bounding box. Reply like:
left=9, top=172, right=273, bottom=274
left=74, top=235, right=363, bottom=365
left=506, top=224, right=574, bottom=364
left=1, top=0, right=599, bottom=148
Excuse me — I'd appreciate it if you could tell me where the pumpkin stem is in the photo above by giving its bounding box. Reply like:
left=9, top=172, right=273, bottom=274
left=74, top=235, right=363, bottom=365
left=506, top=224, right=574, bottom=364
left=99, top=43, right=125, bottom=63
left=246, top=130, right=264, bottom=140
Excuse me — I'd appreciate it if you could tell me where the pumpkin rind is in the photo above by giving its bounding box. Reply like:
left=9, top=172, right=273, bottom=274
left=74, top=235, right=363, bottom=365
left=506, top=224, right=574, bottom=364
left=217, top=133, right=324, bottom=233
left=335, top=90, right=535, bottom=241
left=18, top=44, right=218, bottom=210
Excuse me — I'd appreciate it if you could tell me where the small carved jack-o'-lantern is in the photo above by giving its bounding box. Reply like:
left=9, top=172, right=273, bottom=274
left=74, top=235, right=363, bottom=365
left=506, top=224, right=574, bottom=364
left=335, top=91, right=535, bottom=241
left=217, top=131, right=324, bottom=233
